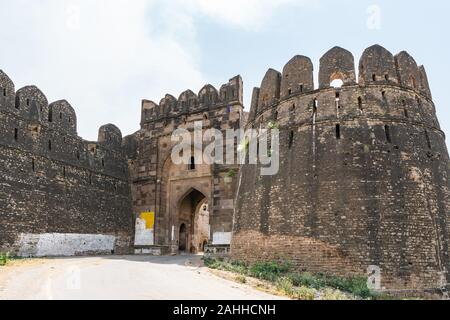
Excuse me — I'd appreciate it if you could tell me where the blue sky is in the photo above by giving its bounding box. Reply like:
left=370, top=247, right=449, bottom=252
left=0, top=0, right=449, bottom=146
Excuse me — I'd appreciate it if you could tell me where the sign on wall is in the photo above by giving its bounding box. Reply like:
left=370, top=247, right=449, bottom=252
left=134, top=212, right=155, bottom=246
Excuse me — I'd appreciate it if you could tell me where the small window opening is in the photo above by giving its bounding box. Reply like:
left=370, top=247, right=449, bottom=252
left=48, top=140, right=52, bottom=151
left=312, top=99, right=318, bottom=118
left=330, top=79, right=344, bottom=88
left=289, top=131, right=294, bottom=149
left=102, top=158, right=105, bottom=167
left=382, top=91, right=386, bottom=100
left=32, top=159, right=35, bottom=172
left=189, top=156, right=196, bottom=170
left=288, top=88, right=292, bottom=95
left=425, top=131, right=432, bottom=150
left=89, top=173, right=93, bottom=184
left=385, top=74, right=389, bottom=81
left=291, top=104, right=296, bottom=111
left=3, top=88, right=6, bottom=96
left=358, top=97, right=363, bottom=111
left=15, top=96, right=20, bottom=109
left=63, top=166, right=66, bottom=178
left=231, top=89, right=235, bottom=98
left=335, top=92, right=341, bottom=109
left=300, top=84, right=304, bottom=93
left=14, top=128, right=18, bottom=141
left=59, top=112, right=63, bottom=120
left=384, top=125, right=392, bottom=144
left=372, top=74, right=377, bottom=81
left=336, top=124, right=341, bottom=140
left=26, top=99, right=30, bottom=106
left=76, top=151, right=80, bottom=160
left=274, top=111, right=278, bottom=121
left=404, top=108, right=409, bottom=118
left=203, top=114, right=208, bottom=121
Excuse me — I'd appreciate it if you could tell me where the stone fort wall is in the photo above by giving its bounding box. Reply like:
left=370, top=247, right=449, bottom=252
left=124, top=76, right=244, bottom=254
left=231, top=45, right=450, bottom=292
left=0, top=70, right=134, bottom=256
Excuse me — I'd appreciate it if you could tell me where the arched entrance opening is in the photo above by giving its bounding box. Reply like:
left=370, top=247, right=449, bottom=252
left=177, top=189, right=210, bottom=254
left=179, top=224, right=187, bottom=252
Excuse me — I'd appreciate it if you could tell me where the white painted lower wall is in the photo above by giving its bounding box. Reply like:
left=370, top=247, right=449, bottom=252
left=212, top=232, right=232, bottom=245
left=134, top=218, right=154, bottom=246
left=16, top=233, right=116, bottom=257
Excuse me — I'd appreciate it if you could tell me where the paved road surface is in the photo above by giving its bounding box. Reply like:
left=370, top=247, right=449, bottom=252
left=0, top=255, right=283, bottom=300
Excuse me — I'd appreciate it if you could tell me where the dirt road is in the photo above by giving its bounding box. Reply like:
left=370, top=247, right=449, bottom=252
left=0, top=255, right=283, bottom=300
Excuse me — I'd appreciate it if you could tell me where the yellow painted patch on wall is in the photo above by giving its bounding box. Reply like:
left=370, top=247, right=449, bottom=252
left=140, top=212, right=155, bottom=230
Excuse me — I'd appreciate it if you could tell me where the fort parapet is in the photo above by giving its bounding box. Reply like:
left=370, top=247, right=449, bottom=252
left=0, top=70, right=133, bottom=256
left=231, top=45, right=449, bottom=293
left=124, top=76, right=244, bottom=255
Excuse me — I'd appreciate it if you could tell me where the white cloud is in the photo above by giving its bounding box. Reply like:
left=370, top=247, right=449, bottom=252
left=178, top=0, right=319, bottom=31
left=0, top=0, right=205, bottom=140
left=0, top=0, right=316, bottom=140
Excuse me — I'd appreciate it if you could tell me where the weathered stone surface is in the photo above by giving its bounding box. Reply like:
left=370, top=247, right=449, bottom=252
left=125, top=75, right=244, bottom=254
left=0, top=70, right=134, bottom=256
left=232, top=46, right=450, bottom=293
left=1, top=44, right=448, bottom=294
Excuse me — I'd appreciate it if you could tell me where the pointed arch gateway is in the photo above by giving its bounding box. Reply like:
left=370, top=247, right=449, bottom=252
left=158, top=150, right=214, bottom=254
left=176, top=188, right=210, bottom=253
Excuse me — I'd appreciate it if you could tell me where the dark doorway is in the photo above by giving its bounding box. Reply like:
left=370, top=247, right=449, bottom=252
left=177, top=189, right=210, bottom=254
left=179, top=223, right=187, bottom=252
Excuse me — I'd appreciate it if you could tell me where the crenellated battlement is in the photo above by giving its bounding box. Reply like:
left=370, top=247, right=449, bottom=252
left=249, top=45, right=433, bottom=125
left=0, top=69, right=128, bottom=180
left=0, top=69, right=133, bottom=256
left=232, top=45, right=450, bottom=293
left=140, top=75, right=243, bottom=126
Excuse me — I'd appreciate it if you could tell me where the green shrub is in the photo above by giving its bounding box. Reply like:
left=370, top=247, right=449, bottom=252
left=0, top=253, right=10, bottom=266
left=203, top=258, right=247, bottom=275
left=291, top=286, right=317, bottom=300
left=248, top=261, right=291, bottom=281
left=319, top=288, right=353, bottom=301
left=226, top=169, right=237, bottom=178
left=275, top=277, right=295, bottom=295
left=267, top=121, right=280, bottom=130
left=235, top=275, right=247, bottom=284
left=288, top=272, right=320, bottom=288
left=203, top=258, right=375, bottom=300
left=288, top=272, right=371, bottom=298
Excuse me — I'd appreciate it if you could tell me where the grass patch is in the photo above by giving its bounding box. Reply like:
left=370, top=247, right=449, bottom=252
left=0, top=253, right=11, bottom=266
left=234, top=275, right=247, bottom=284
left=286, top=272, right=371, bottom=299
left=204, top=258, right=377, bottom=300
